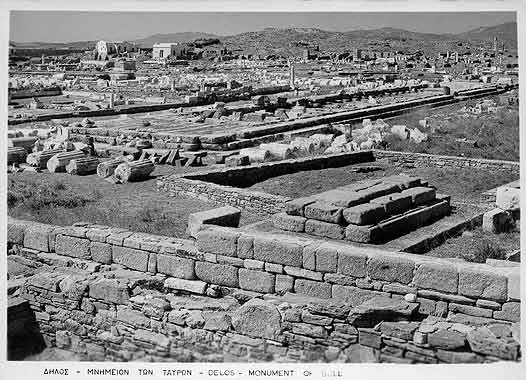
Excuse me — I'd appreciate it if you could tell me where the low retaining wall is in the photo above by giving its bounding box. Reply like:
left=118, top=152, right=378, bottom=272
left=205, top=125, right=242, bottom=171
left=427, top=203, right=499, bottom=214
left=156, top=151, right=375, bottom=214
left=373, top=150, right=519, bottom=174
left=8, top=218, right=521, bottom=362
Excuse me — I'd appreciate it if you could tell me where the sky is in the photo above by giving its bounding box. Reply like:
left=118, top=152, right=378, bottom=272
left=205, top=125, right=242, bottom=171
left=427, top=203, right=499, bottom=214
left=9, top=11, right=517, bottom=43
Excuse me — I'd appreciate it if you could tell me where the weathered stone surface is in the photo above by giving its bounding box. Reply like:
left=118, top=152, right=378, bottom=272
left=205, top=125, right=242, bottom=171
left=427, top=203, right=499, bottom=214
left=237, top=235, right=254, bottom=259
left=196, top=227, right=239, bottom=257
left=348, top=296, right=418, bottom=327
left=304, top=202, right=343, bottom=224
left=112, top=246, right=149, bottom=272
left=458, top=268, right=508, bottom=301
left=275, top=275, right=294, bottom=294
left=380, top=322, right=419, bottom=341
left=495, top=186, right=520, bottom=211
left=402, top=187, right=436, bottom=206
left=23, top=224, right=55, bottom=252
left=417, top=289, right=475, bottom=305
left=55, top=235, right=91, bottom=259
left=301, top=310, right=333, bottom=326
left=265, top=262, right=283, bottom=273
left=413, top=263, right=458, bottom=293
left=332, top=285, right=385, bottom=307
left=324, top=273, right=355, bottom=286
left=475, top=299, right=501, bottom=310
left=435, top=350, right=484, bottom=364
left=482, top=208, right=513, bottom=233
left=383, top=283, right=416, bottom=295
left=358, top=328, right=381, bottom=348
left=448, top=303, right=493, bottom=318
left=294, top=279, right=331, bottom=298
left=187, top=206, right=241, bottom=237
left=253, top=235, right=303, bottom=266
left=305, top=220, right=345, bottom=240
left=231, top=299, right=281, bottom=339
left=203, top=312, right=232, bottom=332
left=272, top=213, right=306, bottom=232
left=164, top=278, right=207, bottom=294
left=370, top=192, right=412, bottom=215
left=243, top=259, right=264, bottom=270
left=302, top=242, right=320, bottom=270
left=368, top=255, right=414, bottom=284
left=117, top=307, right=150, bottom=328
left=89, top=278, right=129, bottom=304
left=90, top=242, right=112, bottom=264
left=428, top=329, right=466, bottom=349
left=195, top=261, right=238, bottom=287
left=284, top=266, right=322, bottom=281
left=285, top=196, right=317, bottom=217
left=343, top=203, right=385, bottom=225
left=467, top=327, right=520, bottom=360
left=7, top=220, right=27, bottom=244
left=157, top=254, right=195, bottom=279
left=337, top=248, right=367, bottom=278
left=315, top=244, right=338, bottom=273
left=292, top=322, right=328, bottom=338
left=493, top=302, right=520, bottom=322
left=239, top=268, right=275, bottom=293
left=345, top=224, right=380, bottom=243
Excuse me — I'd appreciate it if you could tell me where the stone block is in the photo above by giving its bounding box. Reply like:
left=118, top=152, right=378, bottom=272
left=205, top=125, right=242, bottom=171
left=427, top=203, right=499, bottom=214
left=317, top=189, right=370, bottom=208
left=294, top=279, right=331, bottom=298
left=301, top=310, right=333, bottom=326
left=482, top=208, right=513, bottom=233
left=428, top=329, right=466, bottom=350
left=164, top=278, right=207, bottom=294
left=292, top=322, right=328, bottom=338
left=305, top=220, right=344, bottom=240
left=244, top=259, right=264, bottom=270
left=253, top=234, right=303, bottom=267
left=343, top=203, right=385, bottom=225
left=331, top=285, right=385, bottom=307
left=147, top=253, right=157, bottom=273
left=315, top=244, right=338, bottom=273
left=359, top=183, right=400, bottom=200
left=265, top=262, right=283, bottom=273
left=458, top=268, right=507, bottom=302
left=272, top=213, right=306, bottom=232
left=275, top=275, right=294, bottom=294
left=337, top=248, right=367, bottom=278
left=55, top=235, right=91, bottom=259
left=370, top=193, right=412, bottom=215
left=231, top=299, right=282, bottom=340
left=345, top=224, right=381, bottom=243
left=493, top=302, right=520, bottom=322
left=195, top=261, right=238, bottom=287
left=7, top=220, right=27, bottom=244
left=448, top=303, right=493, bottom=318
left=285, top=196, right=317, bottom=217
left=368, top=255, right=414, bottom=284
left=302, top=242, right=320, bottom=270
left=112, top=246, right=149, bottom=272
left=117, top=307, right=150, bottom=328
left=157, top=255, right=196, bottom=279
left=380, top=322, right=419, bottom=341
left=467, top=327, right=520, bottom=360
left=304, top=202, right=343, bottom=224
left=358, top=328, right=381, bottom=349
left=284, top=266, right=323, bottom=281
left=90, top=242, right=112, bottom=264
left=435, top=350, right=484, bottom=364
left=186, top=206, right=241, bottom=237
left=23, top=224, right=55, bottom=252
left=88, top=278, right=129, bottom=304
left=476, top=299, right=501, bottom=310
left=196, top=227, right=239, bottom=257
left=495, top=186, right=520, bottom=211
left=239, top=268, right=275, bottom=293
left=402, top=187, right=436, bottom=206
left=413, top=263, right=458, bottom=293
left=378, top=215, right=411, bottom=240
left=237, top=235, right=254, bottom=259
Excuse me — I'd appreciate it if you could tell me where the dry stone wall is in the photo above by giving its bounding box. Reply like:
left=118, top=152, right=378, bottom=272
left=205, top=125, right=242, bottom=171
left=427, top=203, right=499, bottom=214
left=8, top=218, right=521, bottom=363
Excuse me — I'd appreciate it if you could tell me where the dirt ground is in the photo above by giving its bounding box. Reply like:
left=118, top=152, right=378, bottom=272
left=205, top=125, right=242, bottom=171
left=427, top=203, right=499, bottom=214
left=8, top=164, right=263, bottom=239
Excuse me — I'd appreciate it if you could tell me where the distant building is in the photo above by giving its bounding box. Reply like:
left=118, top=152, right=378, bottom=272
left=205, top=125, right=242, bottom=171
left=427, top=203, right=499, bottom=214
left=95, top=40, right=138, bottom=60
left=152, top=43, right=188, bottom=60
left=9, top=42, right=16, bottom=56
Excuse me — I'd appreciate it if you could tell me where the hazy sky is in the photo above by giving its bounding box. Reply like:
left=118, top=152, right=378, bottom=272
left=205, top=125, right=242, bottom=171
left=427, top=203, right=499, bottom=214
left=10, top=11, right=517, bottom=43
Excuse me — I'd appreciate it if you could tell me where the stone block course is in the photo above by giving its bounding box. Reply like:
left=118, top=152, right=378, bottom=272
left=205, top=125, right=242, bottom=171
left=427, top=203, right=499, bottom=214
left=157, top=255, right=195, bottom=279
left=368, top=256, right=414, bottom=284
left=272, top=213, right=306, bottom=232
left=90, top=242, right=112, bottom=264
left=305, top=220, right=345, bottom=240
left=239, top=269, right=275, bottom=293
left=112, top=246, right=149, bottom=272
left=196, top=227, right=239, bottom=257
left=337, top=249, right=367, bottom=278
left=304, top=202, right=343, bottom=224
left=458, top=268, right=508, bottom=302
left=345, top=224, right=381, bottom=243
left=195, top=262, right=239, bottom=287
left=24, top=224, right=55, bottom=252
left=295, top=279, right=331, bottom=298
left=370, top=193, right=412, bottom=215
left=253, top=235, right=303, bottom=267
left=413, top=263, right=458, bottom=293
left=315, top=244, right=338, bottom=273
left=342, top=203, right=385, bottom=225
left=55, top=235, right=91, bottom=260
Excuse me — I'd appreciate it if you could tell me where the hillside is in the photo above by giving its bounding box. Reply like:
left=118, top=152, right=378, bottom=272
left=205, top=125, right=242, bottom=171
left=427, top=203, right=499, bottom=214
left=133, top=32, right=217, bottom=47
left=457, top=21, right=517, bottom=42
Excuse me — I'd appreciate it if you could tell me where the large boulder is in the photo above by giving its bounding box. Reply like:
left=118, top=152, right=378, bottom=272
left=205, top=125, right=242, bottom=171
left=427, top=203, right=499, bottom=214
left=231, top=298, right=282, bottom=340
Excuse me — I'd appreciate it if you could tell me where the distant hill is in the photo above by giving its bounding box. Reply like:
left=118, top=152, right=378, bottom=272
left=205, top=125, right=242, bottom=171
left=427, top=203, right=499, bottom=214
left=132, top=32, right=217, bottom=47
left=456, top=22, right=517, bottom=42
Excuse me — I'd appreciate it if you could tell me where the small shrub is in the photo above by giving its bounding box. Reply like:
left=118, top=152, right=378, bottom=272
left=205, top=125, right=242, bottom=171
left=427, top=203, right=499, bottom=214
left=462, top=240, right=507, bottom=263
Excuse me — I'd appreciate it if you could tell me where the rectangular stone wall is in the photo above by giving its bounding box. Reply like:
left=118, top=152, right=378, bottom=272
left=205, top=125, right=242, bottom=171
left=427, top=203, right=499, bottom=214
left=9, top=218, right=520, bottom=322
left=9, top=218, right=520, bottom=363
left=373, top=150, right=519, bottom=174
